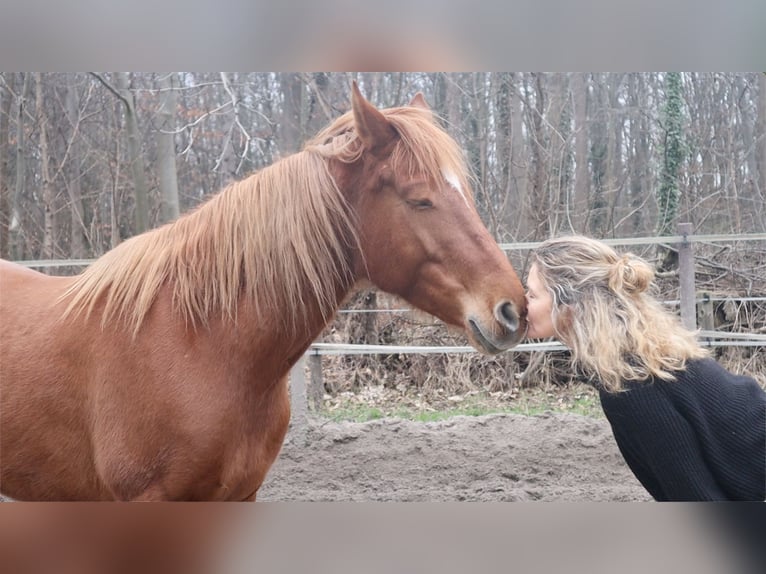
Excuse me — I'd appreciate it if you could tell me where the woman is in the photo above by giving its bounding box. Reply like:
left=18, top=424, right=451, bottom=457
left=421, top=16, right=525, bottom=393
left=525, top=235, right=765, bottom=501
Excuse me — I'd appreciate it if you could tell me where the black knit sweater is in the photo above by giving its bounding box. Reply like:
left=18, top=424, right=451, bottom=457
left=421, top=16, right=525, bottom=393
left=597, top=358, right=766, bottom=501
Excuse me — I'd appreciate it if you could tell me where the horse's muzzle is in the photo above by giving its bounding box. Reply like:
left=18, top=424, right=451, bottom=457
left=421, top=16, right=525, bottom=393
left=467, top=301, right=526, bottom=354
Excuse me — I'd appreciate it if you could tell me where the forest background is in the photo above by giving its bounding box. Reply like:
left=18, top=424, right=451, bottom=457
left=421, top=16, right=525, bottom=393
left=1, top=72, right=763, bottom=417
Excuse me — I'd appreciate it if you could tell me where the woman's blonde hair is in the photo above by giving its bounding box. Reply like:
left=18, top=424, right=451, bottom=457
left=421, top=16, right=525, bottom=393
left=530, top=235, right=708, bottom=392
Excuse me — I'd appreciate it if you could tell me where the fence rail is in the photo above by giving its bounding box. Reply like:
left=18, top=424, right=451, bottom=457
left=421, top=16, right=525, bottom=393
left=289, top=225, right=765, bottom=431
left=10, top=227, right=766, bottom=434
left=497, top=231, right=766, bottom=251
left=308, top=332, right=766, bottom=356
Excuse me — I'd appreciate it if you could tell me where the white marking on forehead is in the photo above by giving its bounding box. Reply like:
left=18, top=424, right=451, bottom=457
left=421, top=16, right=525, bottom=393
left=442, top=169, right=469, bottom=207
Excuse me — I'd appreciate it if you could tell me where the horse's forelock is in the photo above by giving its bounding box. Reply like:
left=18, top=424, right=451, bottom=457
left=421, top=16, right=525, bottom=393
left=386, top=108, right=473, bottom=195
left=309, top=105, right=472, bottom=196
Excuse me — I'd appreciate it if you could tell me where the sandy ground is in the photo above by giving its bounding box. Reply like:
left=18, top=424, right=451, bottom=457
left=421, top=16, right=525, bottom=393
left=258, top=411, right=651, bottom=502
left=0, top=412, right=650, bottom=502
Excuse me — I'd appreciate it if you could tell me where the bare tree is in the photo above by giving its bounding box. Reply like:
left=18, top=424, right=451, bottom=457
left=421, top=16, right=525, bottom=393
left=625, top=73, right=652, bottom=234
left=11, top=73, right=29, bottom=259
left=156, top=72, right=180, bottom=223
left=605, top=73, right=626, bottom=233
left=115, top=72, right=149, bottom=234
left=90, top=72, right=150, bottom=236
left=64, top=74, right=88, bottom=258
left=546, top=72, right=570, bottom=233
left=35, top=73, right=55, bottom=261
left=0, top=74, right=11, bottom=258
left=279, top=73, right=303, bottom=155
left=528, top=73, right=548, bottom=238
left=6, top=72, right=765, bottom=263
left=757, top=73, right=766, bottom=230
left=572, top=72, right=590, bottom=233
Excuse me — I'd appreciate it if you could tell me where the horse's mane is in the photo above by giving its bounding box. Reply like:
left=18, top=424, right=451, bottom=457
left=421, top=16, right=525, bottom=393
left=62, top=104, right=472, bottom=335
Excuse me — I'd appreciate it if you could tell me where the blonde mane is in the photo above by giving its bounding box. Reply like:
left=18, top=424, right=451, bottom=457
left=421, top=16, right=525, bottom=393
left=62, top=103, right=472, bottom=335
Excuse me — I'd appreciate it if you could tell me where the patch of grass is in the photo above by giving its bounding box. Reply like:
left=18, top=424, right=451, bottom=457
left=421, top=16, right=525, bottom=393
left=324, top=403, right=514, bottom=423
left=333, top=406, right=385, bottom=421
left=320, top=384, right=603, bottom=422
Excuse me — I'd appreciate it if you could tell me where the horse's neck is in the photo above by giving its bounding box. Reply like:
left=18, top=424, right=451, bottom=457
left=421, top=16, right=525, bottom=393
left=225, top=279, right=353, bottom=371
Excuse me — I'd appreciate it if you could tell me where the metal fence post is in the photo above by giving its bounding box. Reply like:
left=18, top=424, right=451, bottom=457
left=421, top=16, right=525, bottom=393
left=677, top=222, right=697, bottom=330
left=288, top=353, right=308, bottom=443
left=697, top=291, right=716, bottom=347
left=308, top=354, right=324, bottom=411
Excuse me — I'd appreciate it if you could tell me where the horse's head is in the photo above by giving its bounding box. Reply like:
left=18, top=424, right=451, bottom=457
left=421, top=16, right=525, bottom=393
left=327, top=83, right=527, bottom=353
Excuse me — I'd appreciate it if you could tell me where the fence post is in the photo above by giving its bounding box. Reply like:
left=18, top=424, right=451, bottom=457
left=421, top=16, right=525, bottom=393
left=288, top=353, right=308, bottom=443
left=697, top=292, right=715, bottom=329
left=677, top=222, right=697, bottom=330
left=308, top=354, right=324, bottom=411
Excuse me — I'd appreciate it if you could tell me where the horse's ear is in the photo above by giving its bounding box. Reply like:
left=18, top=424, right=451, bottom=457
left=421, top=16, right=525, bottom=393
left=408, top=92, right=430, bottom=110
left=351, top=81, right=397, bottom=155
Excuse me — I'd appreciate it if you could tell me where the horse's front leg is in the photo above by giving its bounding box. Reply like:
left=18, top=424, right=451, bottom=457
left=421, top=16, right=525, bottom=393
left=241, top=488, right=258, bottom=502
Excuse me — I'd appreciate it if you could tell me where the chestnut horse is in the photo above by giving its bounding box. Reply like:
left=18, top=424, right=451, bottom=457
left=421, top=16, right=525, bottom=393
left=0, top=83, right=526, bottom=501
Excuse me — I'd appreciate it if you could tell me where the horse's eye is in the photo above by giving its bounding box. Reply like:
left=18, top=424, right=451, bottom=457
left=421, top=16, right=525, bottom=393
left=407, top=198, right=434, bottom=210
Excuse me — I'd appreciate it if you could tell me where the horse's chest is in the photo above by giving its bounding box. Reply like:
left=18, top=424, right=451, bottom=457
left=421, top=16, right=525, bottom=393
left=213, top=391, right=290, bottom=501
left=213, top=436, right=279, bottom=500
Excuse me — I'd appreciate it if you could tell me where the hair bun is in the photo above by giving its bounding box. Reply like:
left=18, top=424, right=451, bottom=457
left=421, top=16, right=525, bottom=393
left=609, top=254, right=653, bottom=295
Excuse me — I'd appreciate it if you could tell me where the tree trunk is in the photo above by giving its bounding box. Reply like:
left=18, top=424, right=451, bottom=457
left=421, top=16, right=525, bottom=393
left=217, top=72, right=240, bottom=187
left=508, top=74, right=529, bottom=239
left=279, top=73, right=303, bottom=155
left=471, top=74, right=495, bottom=236
left=305, top=72, right=335, bottom=136
left=157, top=72, right=180, bottom=223
left=530, top=73, right=548, bottom=238
left=572, top=73, right=589, bottom=232
left=589, top=76, right=608, bottom=235
left=606, top=73, right=625, bottom=233
left=493, top=73, right=512, bottom=239
left=0, top=74, right=12, bottom=258
left=65, top=75, right=87, bottom=257
left=657, top=71, right=684, bottom=235
left=11, top=74, right=29, bottom=259
left=546, top=72, right=568, bottom=233
left=692, top=74, right=717, bottom=231
left=754, top=73, right=766, bottom=230
left=724, top=79, right=742, bottom=233
left=657, top=72, right=684, bottom=269
left=35, top=73, right=55, bottom=262
left=627, top=73, right=650, bottom=234
left=114, top=72, right=149, bottom=234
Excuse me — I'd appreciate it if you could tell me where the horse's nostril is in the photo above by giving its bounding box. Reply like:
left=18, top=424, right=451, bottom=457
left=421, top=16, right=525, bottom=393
left=495, top=301, right=519, bottom=332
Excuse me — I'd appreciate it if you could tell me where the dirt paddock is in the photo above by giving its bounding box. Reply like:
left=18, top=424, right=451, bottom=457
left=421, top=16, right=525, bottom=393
left=0, top=412, right=650, bottom=502
left=259, top=411, right=651, bottom=502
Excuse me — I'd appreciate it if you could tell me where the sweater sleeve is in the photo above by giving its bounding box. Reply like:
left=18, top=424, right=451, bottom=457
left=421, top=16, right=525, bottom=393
left=599, top=383, right=730, bottom=501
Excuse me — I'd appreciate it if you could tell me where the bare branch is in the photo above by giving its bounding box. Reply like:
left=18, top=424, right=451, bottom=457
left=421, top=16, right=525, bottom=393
left=88, top=72, right=130, bottom=109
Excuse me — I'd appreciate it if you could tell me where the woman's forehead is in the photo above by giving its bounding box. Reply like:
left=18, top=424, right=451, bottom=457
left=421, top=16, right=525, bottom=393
left=526, top=264, right=544, bottom=288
